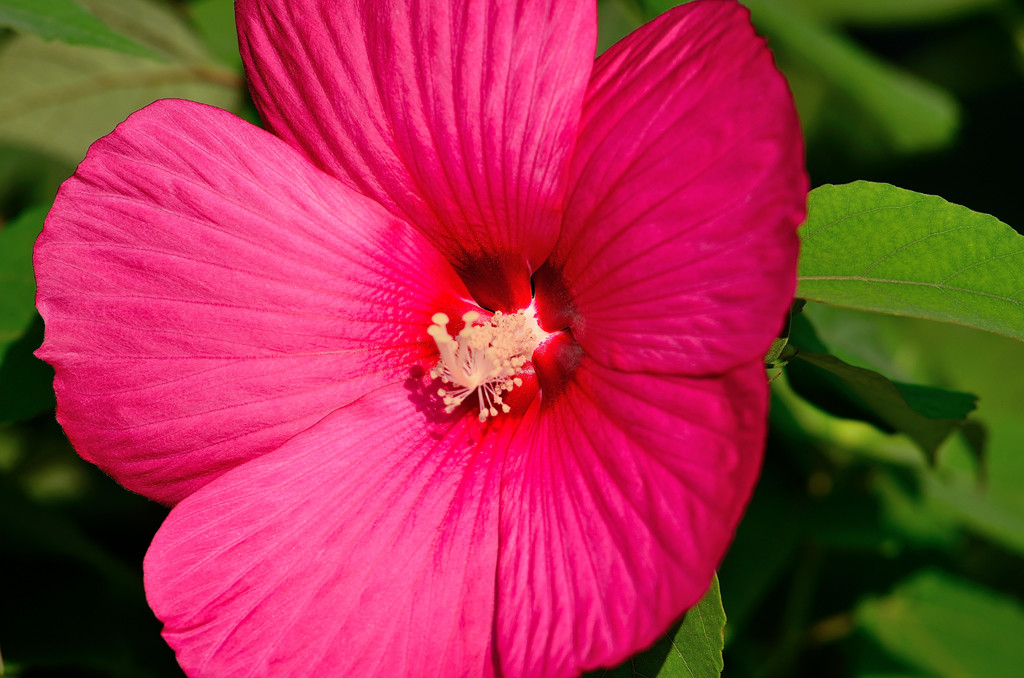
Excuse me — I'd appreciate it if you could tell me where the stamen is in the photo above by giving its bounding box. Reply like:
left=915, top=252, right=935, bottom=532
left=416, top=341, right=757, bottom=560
left=428, top=307, right=543, bottom=422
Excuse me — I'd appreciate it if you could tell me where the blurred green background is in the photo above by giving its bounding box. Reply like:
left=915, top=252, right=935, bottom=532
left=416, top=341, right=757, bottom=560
left=1, top=0, right=1023, bottom=676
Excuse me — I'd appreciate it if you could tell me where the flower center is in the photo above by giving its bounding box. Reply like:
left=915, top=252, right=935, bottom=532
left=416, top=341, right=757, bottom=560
left=427, top=307, right=546, bottom=422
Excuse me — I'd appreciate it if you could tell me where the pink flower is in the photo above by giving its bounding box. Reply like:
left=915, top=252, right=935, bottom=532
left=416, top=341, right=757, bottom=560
left=34, top=0, right=805, bottom=676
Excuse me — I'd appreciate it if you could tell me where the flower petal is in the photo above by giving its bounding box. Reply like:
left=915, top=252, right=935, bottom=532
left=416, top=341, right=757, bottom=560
left=35, top=99, right=472, bottom=506
left=235, top=0, right=597, bottom=310
left=145, top=380, right=505, bottom=678
left=495, top=356, right=767, bottom=677
left=536, top=0, right=806, bottom=374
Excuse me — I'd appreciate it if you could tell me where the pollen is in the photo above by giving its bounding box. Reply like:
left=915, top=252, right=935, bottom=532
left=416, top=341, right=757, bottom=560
left=428, top=308, right=543, bottom=422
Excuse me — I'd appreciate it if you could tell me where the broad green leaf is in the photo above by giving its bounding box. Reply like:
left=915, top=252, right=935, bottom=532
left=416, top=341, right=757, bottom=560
left=0, top=0, right=156, bottom=59
left=0, top=206, right=44, bottom=352
left=642, top=0, right=959, bottom=153
left=593, top=575, right=725, bottom=678
left=857, top=571, right=1024, bottom=678
left=781, top=306, right=1024, bottom=554
left=801, top=303, right=1024, bottom=512
left=0, top=0, right=242, bottom=164
left=785, top=314, right=977, bottom=461
left=798, top=182, right=1024, bottom=342
left=896, top=383, right=979, bottom=421
left=788, top=351, right=976, bottom=461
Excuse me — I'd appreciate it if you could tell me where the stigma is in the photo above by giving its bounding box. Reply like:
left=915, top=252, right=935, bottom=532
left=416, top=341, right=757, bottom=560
left=427, top=307, right=545, bottom=422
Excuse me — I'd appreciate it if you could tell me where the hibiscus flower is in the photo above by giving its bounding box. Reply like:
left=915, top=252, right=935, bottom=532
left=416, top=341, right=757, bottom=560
left=34, top=0, right=805, bottom=675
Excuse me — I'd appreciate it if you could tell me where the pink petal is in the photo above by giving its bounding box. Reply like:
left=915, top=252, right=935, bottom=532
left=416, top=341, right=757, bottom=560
left=536, top=0, right=806, bottom=375
left=235, top=0, right=597, bottom=311
left=35, top=99, right=473, bottom=506
left=145, top=380, right=506, bottom=678
left=496, top=356, right=768, bottom=677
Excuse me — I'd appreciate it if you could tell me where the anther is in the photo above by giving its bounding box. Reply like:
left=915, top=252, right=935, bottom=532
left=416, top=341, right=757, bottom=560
left=427, top=307, right=543, bottom=421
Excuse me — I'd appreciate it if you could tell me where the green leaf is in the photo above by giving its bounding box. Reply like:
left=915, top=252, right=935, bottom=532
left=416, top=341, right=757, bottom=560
left=798, top=182, right=1024, bottom=342
left=0, top=0, right=157, bottom=59
left=788, top=351, right=976, bottom=461
left=797, top=303, right=1024, bottom=550
left=0, top=0, right=242, bottom=164
left=0, top=206, right=45, bottom=353
left=785, top=314, right=977, bottom=461
left=895, top=382, right=979, bottom=421
left=800, top=302, right=1024, bottom=492
left=592, top=575, right=725, bottom=678
left=857, top=571, right=1024, bottom=678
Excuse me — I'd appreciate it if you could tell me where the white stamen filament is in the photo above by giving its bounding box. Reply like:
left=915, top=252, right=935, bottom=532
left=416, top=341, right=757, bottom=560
left=428, top=308, right=543, bottom=422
